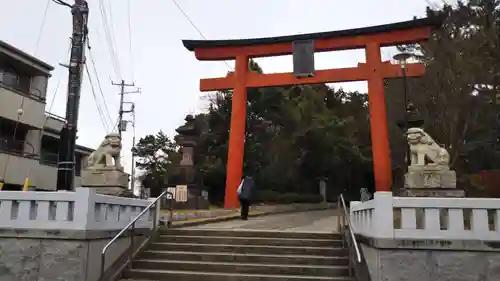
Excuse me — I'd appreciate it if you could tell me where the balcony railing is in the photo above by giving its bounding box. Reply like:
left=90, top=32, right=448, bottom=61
left=39, top=151, right=83, bottom=176
left=0, top=136, right=85, bottom=176
left=39, top=151, right=58, bottom=166
left=45, top=112, right=66, bottom=122
left=0, top=137, right=36, bottom=157
left=0, top=71, right=45, bottom=102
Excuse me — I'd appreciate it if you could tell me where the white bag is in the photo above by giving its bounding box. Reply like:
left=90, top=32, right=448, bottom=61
left=237, top=179, right=244, bottom=195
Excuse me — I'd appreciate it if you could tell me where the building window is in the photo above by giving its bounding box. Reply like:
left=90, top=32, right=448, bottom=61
left=0, top=118, right=28, bottom=155
left=40, top=136, right=86, bottom=176
left=0, top=67, right=31, bottom=94
left=75, top=153, right=82, bottom=176
left=40, top=135, right=59, bottom=165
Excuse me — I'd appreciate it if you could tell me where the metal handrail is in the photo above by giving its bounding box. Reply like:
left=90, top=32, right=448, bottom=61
left=339, top=194, right=362, bottom=263
left=100, top=190, right=172, bottom=280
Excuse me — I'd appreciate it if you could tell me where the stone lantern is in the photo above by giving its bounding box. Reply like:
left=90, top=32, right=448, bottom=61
left=171, top=115, right=209, bottom=209
left=175, top=114, right=198, bottom=183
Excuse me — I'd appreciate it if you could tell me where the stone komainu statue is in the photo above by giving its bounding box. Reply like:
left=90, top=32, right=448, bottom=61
left=360, top=188, right=371, bottom=202
left=406, top=127, right=450, bottom=167
left=86, top=133, right=123, bottom=171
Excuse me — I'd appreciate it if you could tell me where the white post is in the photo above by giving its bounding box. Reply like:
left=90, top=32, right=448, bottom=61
left=349, top=201, right=361, bottom=232
left=150, top=197, right=161, bottom=228
left=372, top=191, right=394, bottom=239
left=73, top=187, right=95, bottom=229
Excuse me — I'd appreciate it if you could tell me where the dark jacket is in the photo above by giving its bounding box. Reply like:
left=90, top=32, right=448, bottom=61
left=238, top=176, right=255, bottom=200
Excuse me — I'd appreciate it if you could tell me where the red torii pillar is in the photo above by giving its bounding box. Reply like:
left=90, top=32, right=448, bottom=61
left=183, top=18, right=439, bottom=208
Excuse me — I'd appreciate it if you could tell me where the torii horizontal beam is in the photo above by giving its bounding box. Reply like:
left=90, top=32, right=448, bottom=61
left=183, top=18, right=440, bottom=60
left=200, top=62, right=425, bottom=91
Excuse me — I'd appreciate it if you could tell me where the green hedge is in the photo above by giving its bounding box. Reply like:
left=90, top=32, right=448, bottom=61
left=253, top=190, right=323, bottom=204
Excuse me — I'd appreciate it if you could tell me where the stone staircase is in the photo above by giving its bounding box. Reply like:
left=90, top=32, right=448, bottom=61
left=120, top=228, right=353, bottom=281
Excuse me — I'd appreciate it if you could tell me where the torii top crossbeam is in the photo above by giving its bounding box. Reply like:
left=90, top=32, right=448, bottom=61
left=182, top=17, right=441, bottom=208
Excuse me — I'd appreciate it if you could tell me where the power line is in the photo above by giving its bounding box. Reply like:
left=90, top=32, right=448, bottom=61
left=47, top=39, right=72, bottom=113
left=47, top=68, right=63, bottom=113
left=127, top=0, right=135, bottom=81
left=51, top=0, right=71, bottom=8
left=35, top=0, right=51, bottom=55
left=105, top=0, right=120, bottom=66
left=97, top=0, right=122, bottom=79
left=170, top=0, right=234, bottom=71
left=171, top=0, right=207, bottom=40
left=111, top=116, right=120, bottom=132
left=87, top=39, right=114, bottom=126
left=85, top=63, right=111, bottom=132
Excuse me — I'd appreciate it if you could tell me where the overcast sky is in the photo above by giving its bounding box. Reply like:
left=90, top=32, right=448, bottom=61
left=0, top=0, right=456, bottom=176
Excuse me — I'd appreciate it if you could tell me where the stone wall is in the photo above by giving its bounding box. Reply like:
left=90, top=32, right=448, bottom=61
left=359, top=237, right=500, bottom=281
left=0, top=187, right=157, bottom=281
left=0, top=230, right=147, bottom=281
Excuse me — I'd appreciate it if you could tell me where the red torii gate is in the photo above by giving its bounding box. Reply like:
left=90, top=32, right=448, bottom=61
left=183, top=18, right=440, bottom=208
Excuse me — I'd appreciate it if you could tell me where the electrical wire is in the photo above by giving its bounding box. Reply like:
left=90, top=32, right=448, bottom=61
left=97, top=0, right=122, bottom=79
left=35, top=0, right=51, bottom=56
left=110, top=116, right=120, bottom=133
left=39, top=40, right=72, bottom=172
left=127, top=0, right=135, bottom=81
left=87, top=39, right=114, bottom=127
left=51, top=0, right=71, bottom=8
left=170, top=0, right=234, bottom=71
left=171, top=0, right=206, bottom=40
left=47, top=68, right=63, bottom=113
left=105, top=0, right=121, bottom=75
left=85, top=63, right=111, bottom=132
left=47, top=39, right=72, bottom=113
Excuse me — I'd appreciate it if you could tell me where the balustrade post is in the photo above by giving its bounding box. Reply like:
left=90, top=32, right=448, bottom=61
left=372, top=191, right=394, bottom=239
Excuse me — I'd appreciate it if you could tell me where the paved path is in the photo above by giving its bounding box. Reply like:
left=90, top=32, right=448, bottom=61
left=185, top=209, right=340, bottom=233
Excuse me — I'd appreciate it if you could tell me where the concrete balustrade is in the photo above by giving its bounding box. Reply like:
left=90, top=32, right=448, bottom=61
left=349, top=192, right=500, bottom=281
left=0, top=187, right=160, bottom=281
left=350, top=191, right=500, bottom=241
left=0, top=187, right=156, bottom=231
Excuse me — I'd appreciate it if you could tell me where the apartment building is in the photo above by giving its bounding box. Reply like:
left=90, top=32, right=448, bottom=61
left=0, top=40, right=93, bottom=190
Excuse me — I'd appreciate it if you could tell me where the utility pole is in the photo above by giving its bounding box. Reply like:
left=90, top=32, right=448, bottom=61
left=112, top=81, right=140, bottom=192
left=56, top=0, right=89, bottom=191
left=112, top=80, right=136, bottom=137
left=130, top=109, right=136, bottom=193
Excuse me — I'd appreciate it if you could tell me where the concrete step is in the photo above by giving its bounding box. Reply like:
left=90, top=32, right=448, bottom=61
left=149, top=242, right=347, bottom=256
left=122, top=269, right=354, bottom=281
left=131, top=259, right=349, bottom=276
left=138, top=250, right=349, bottom=266
left=161, top=228, right=341, bottom=240
left=157, top=235, right=342, bottom=247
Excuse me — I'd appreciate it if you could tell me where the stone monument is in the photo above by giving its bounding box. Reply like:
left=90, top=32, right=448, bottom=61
left=81, top=133, right=131, bottom=196
left=398, top=127, right=465, bottom=198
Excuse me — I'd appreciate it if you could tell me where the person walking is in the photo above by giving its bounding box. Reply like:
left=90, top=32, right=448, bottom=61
left=237, top=175, right=255, bottom=220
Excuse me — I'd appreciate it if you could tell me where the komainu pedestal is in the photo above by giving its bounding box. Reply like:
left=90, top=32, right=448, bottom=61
left=400, top=166, right=464, bottom=197
left=399, top=128, right=465, bottom=198
left=81, top=133, right=130, bottom=196
left=82, top=169, right=129, bottom=188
